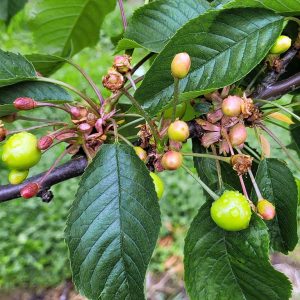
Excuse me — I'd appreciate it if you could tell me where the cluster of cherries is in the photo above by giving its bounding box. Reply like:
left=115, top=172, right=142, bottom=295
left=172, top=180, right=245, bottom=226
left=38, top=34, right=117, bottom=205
left=0, top=34, right=290, bottom=231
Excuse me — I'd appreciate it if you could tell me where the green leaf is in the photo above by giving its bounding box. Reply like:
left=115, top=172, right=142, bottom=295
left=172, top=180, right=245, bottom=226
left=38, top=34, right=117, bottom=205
left=0, top=0, right=27, bottom=23
left=26, top=54, right=66, bottom=77
left=135, top=8, right=284, bottom=116
left=65, top=144, right=161, bottom=300
left=0, top=49, right=36, bottom=87
left=184, top=202, right=292, bottom=300
left=212, top=0, right=300, bottom=14
left=0, top=81, right=72, bottom=117
left=117, top=0, right=210, bottom=53
left=252, top=158, right=298, bottom=254
left=28, top=0, right=116, bottom=56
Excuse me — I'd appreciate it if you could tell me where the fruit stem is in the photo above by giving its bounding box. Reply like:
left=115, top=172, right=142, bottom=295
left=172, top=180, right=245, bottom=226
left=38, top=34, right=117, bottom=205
left=66, top=59, right=105, bottom=106
left=182, top=152, right=231, bottom=163
left=117, top=133, right=134, bottom=147
left=122, top=89, right=161, bottom=147
left=36, top=77, right=99, bottom=115
left=211, top=144, right=223, bottom=189
left=38, top=148, right=70, bottom=185
left=285, top=16, right=300, bottom=26
left=247, top=168, right=263, bottom=200
left=260, top=124, right=300, bottom=171
left=118, top=0, right=127, bottom=30
left=255, top=98, right=300, bottom=122
left=172, top=78, right=179, bottom=122
left=8, top=122, right=67, bottom=135
left=182, top=164, right=219, bottom=200
left=243, top=144, right=261, bottom=161
left=126, top=73, right=137, bottom=91
left=109, top=118, right=119, bottom=143
left=119, top=117, right=144, bottom=131
left=115, top=113, right=142, bottom=118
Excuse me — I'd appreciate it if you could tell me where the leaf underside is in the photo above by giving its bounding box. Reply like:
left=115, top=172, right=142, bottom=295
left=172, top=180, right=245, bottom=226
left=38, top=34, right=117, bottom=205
left=65, top=144, right=161, bottom=300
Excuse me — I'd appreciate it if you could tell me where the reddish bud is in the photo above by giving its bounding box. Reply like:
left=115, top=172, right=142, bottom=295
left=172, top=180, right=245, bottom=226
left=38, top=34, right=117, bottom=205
left=222, top=96, right=242, bottom=117
left=13, top=97, right=37, bottom=110
left=229, top=123, right=247, bottom=146
left=70, top=106, right=81, bottom=119
left=161, top=151, right=183, bottom=170
left=38, top=136, right=53, bottom=150
left=113, top=55, right=132, bottom=74
left=20, top=182, right=39, bottom=199
left=78, top=123, right=92, bottom=134
left=102, top=68, right=125, bottom=91
left=171, top=52, right=191, bottom=79
left=257, top=199, right=276, bottom=220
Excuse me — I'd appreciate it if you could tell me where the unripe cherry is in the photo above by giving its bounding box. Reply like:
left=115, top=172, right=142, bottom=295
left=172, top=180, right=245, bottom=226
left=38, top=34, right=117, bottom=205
left=257, top=199, right=276, bottom=220
left=8, top=169, right=29, bottom=185
left=229, top=123, right=247, bottom=146
left=20, top=182, right=40, bottom=199
left=270, top=35, right=292, bottom=55
left=222, top=95, right=242, bottom=117
left=134, top=146, right=147, bottom=162
left=168, top=120, right=189, bottom=142
left=13, top=97, right=37, bottom=110
left=161, top=151, right=183, bottom=170
left=171, top=53, right=191, bottom=79
left=38, top=136, right=53, bottom=150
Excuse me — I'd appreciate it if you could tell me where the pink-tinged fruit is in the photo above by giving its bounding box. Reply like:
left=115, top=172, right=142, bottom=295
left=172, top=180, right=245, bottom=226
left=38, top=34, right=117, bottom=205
left=161, top=151, right=183, bottom=170
left=229, top=123, right=247, bottom=146
left=13, top=97, right=37, bottom=110
left=257, top=199, right=276, bottom=220
left=222, top=96, right=242, bottom=117
left=171, top=53, right=191, bottom=79
left=168, top=120, right=189, bottom=142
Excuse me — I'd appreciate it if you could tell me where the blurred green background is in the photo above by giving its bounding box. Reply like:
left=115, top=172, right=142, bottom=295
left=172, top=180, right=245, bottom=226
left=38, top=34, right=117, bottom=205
left=0, top=0, right=299, bottom=299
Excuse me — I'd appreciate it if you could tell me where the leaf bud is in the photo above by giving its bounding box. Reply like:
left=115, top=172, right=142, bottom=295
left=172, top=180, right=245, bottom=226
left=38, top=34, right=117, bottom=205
left=20, top=182, right=40, bottom=199
left=13, top=97, right=37, bottom=110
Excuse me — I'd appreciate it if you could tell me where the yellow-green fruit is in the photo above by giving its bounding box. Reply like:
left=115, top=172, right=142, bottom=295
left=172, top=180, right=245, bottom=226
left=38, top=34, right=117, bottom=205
left=168, top=120, right=189, bottom=142
left=8, top=169, right=29, bottom=185
left=270, top=35, right=292, bottom=54
left=210, top=190, right=252, bottom=231
left=2, top=132, right=41, bottom=170
left=150, top=172, right=164, bottom=200
left=134, top=146, right=147, bottom=162
left=171, top=52, right=191, bottom=79
left=163, top=102, right=187, bottom=119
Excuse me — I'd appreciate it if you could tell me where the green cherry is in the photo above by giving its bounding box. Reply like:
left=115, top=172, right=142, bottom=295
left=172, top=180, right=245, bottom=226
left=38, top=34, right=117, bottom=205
left=210, top=190, right=252, bottom=231
left=168, top=120, right=189, bottom=142
left=2, top=132, right=41, bottom=170
left=8, top=169, right=29, bottom=185
left=270, top=35, right=292, bottom=55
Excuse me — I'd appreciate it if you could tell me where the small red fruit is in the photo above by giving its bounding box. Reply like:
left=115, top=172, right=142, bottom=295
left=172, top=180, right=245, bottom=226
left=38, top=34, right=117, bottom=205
left=13, top=97, right=37, bottom=110
left=257, top=199, right=276, bottom=220
left=20, top=182, right=40, bottom=199
left=171, top=53, right=191, bottom=79
left=229, top=123, right=247, bottom=146
left=168, top=120, right=189, bottom=142
left=161, top=151, right=183, bottom=170
left=222, top=95, right=242, bottom=117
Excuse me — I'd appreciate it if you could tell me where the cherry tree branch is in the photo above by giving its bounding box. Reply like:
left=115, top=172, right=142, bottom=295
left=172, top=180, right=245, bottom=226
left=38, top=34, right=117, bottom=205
left=0, top=156, right=87, bottom=203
